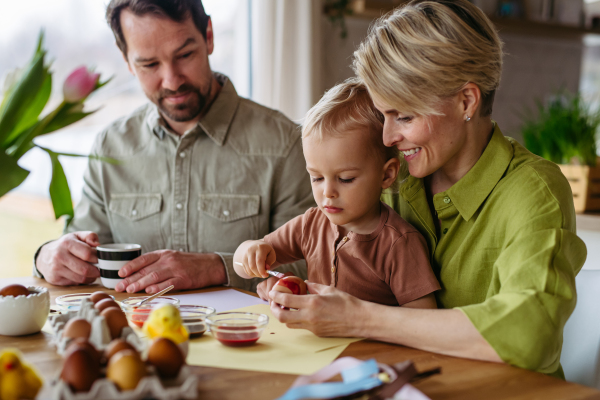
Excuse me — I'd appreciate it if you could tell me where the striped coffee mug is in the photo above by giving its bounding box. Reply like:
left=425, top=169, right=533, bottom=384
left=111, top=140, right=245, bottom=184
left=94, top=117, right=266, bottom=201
left=96, top=244, right=142, bottom=289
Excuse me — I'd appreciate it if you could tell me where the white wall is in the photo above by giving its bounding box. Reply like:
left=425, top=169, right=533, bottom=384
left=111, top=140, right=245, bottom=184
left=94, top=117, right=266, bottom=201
left=579, top=230, right=600, bottom=270
left=495, top=33, right=583, bottom=141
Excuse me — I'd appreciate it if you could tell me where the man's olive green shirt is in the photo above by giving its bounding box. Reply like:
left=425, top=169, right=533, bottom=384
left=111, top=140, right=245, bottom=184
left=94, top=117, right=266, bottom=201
left=383, top=124, right=587, bottom=378
left=36, top=75, right=314, bottom=291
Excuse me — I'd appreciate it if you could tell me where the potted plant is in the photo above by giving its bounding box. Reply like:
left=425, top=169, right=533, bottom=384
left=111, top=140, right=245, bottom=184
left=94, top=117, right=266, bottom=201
left=0, top=33, right=110, bottom=223
left=521, top=92, right=600, bottom=213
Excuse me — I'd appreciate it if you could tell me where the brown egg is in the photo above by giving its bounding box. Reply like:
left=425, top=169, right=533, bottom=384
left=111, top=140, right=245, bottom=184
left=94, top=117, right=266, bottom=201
left=94, top=298, right=119, bottom=312
left=90, top=291, right=111, bottom=304
left=64, top=338, right=101, bottom=365
left=101, top=308, right=129, bottom=339
left=104, top=339, right=137, bottom=362
left=61, top=348, right=100, bottom=392
left=62, top=318, right=92, bottom=340
left=147, top=337, right=185, bottom=379
left=107, top=350, right=146, bottom=391
left=0, top=284, right=30, bottom=297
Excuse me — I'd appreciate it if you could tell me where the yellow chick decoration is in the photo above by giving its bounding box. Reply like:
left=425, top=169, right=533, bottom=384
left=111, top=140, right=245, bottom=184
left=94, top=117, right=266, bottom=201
left=0, top=348, right=43, bottom=400
left=143, top=304, right=189, bottom=344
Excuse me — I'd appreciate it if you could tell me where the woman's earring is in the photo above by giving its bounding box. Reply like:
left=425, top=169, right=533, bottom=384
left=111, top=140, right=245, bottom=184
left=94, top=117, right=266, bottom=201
left=465, top=116, right=471, bottom=122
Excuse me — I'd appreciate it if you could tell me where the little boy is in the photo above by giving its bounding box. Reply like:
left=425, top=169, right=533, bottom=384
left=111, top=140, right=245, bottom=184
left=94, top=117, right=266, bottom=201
left=233, top=79, right=439, bottom=308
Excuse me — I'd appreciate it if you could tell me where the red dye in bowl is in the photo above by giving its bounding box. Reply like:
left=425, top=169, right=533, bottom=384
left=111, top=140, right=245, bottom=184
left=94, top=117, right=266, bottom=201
left=128, top=308, right=151, bottom=328
left=213, top=326, right=260, bottom=347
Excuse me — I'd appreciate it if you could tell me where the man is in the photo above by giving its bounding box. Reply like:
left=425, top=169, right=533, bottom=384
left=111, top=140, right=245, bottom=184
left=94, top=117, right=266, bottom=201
left=34, top=0, right=313, bottom=294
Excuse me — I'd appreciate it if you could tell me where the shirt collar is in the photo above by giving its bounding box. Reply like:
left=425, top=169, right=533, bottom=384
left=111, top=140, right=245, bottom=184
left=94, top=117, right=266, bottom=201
left=145, top=73, right=240, bottom=145
left=146, top=106, right=164, bottom=139
left=446, top=123, right=513, bottom=221
left=400, top=123, right=513, bottom=222
left=197, top=73, right=240, bottom=146
left=330, top=202, right=390, bottom=241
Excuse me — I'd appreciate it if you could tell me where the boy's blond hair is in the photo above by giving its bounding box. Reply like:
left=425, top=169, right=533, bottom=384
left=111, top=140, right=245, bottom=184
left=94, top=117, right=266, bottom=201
left=302, top=78, right=398, bottom=162
left=353, top=0, right=503, bottom=117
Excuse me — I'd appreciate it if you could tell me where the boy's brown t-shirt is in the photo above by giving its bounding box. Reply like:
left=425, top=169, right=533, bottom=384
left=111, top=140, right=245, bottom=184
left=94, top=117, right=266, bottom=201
left=263, top=202, right=440, bottom=306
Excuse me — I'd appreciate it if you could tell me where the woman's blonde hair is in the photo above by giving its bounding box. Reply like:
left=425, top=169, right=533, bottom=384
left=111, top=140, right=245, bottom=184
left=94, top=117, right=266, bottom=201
left=302, top=78, right=398, bottom=162
left=353, top=0, right=503, bottom=117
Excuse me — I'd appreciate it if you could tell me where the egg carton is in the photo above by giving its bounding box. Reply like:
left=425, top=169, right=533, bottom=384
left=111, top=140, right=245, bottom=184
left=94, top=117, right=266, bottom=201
left=51, top=365, right=198, bottom=400
left=49, top=298, right=145, bottom=355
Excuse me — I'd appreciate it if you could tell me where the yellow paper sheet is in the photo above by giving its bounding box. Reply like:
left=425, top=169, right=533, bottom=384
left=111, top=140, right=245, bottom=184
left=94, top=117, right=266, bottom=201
left=186, top=304, right=363, bottom=375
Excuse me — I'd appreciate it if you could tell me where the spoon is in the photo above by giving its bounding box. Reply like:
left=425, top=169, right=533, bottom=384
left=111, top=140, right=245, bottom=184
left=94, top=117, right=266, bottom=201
left=128, top=284, right=174, bottom=308
left=234, top=261, right=286, bottom=279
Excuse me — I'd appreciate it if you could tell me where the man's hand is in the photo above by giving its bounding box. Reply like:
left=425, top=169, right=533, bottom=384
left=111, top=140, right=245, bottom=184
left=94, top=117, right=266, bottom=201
left=256, top=272, right=294, bottom=301
left=114, top=251, right=227, bottom=294
left=36, top=232, right=101, bottom=286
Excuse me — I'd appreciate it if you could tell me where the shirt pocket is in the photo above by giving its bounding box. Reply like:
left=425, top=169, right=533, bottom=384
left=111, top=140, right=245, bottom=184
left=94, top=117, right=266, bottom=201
left=108, top=193, right=165, bottom=252
left=199, top=194, right=260, bottom=253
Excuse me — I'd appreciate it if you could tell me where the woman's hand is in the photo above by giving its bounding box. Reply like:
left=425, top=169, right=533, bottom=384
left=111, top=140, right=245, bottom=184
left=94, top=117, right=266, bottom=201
left=256, top=272, right=294, bottom=301
left=269, top=282, right=502, bottom=364
left=268, top=282, right=366, bottom=337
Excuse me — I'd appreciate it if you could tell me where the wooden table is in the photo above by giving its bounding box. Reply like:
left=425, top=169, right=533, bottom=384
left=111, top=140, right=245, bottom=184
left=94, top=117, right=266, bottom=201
left=1, top=277, right=599, bottom=400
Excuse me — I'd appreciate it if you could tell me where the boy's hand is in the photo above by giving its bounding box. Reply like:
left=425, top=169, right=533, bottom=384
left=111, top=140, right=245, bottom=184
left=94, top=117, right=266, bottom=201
left=242, top=241, right=276, bottom=278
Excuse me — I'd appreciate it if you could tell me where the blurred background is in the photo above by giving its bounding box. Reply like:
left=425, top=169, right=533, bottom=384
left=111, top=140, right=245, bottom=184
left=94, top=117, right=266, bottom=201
left=1, top=0, right=600, bottom=278
left=0, top=0, right=250, bottom=277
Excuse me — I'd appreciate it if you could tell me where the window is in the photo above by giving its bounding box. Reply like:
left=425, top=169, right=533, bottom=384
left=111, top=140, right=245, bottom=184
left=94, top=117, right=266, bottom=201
left=0, top=0, right=251, bottom=202
left=0, top=0, right=251, bottom=277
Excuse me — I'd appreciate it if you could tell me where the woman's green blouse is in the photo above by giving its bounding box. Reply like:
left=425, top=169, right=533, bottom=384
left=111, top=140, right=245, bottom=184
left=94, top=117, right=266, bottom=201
left=382, top=124, right=587, bottom=378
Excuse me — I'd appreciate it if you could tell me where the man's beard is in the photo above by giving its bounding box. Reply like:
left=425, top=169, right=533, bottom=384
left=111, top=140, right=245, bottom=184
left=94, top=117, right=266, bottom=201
left=154, top=83, right=208, bottom=122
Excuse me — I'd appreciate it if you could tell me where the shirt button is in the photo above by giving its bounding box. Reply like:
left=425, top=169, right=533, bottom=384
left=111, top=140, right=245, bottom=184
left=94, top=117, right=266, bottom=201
left=342, top=237, right=348, bottom=242
left=179, top=152, right=186, bottom=158
left=176, top=203, right=183, bottom=210
left=223, top=210, right=230, bottom=216
left=443, top=197, right=451, bottom=204
left=331, top=266, right=336, bottom=273
left=331, top=250, right=335, bottom=257
left=443, top=228, right=448, bottom=234
left=131, top=209, right=138, bottom=216
left=178, top=248, right=184, bottom=252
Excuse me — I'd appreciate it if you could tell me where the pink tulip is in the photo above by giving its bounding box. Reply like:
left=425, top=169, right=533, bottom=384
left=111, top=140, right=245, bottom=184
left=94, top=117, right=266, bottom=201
left=63, top=66, right=100, bottom=103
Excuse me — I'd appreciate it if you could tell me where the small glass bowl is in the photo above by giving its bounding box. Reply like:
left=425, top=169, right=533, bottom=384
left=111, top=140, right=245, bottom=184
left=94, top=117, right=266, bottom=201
left=206, top=312, right=269, bottom=347
left=120, top=296, right=180, bottom=328
left=55, top=293, right=114, bottom=311
left=179, top=305, right=215, bottom=338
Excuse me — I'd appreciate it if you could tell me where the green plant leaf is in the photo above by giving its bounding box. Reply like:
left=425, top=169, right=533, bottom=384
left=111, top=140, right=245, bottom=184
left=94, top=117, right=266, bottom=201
left=42, top=109, right=94, bottom=135
left=43, top=148, right=74, bottom=220
left=0, top=69, right=22, bottom=114
left=35, top=145, right=120, bottom=165
left=3, top=70, right=52, bottom=147
left=0, top=150, right=30, bottom=197
left=0, top=32, right=48, bottom=147
left=95, top=76, right=113, bottom=90
left=5, top=104, right=62, bottom=159
left=5, top=103, right=97, bottom=153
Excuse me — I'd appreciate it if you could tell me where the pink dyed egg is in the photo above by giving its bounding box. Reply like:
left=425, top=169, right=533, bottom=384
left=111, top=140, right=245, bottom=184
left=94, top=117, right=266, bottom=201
left=272, top=276, right=307, bottom=295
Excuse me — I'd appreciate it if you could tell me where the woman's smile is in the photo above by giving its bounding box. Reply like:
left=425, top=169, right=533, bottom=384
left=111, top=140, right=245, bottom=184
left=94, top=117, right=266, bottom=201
left=400, top=147, right=422, bottom=161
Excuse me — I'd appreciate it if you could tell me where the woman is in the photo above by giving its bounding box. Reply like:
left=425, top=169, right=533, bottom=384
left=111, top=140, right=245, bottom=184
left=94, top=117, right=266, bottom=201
left=263, top=0, right=587, bottom=378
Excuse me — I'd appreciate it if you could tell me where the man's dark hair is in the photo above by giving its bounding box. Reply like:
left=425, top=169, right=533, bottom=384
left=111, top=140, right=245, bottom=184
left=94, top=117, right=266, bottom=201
left=106, top=0, right=210, bottom=58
